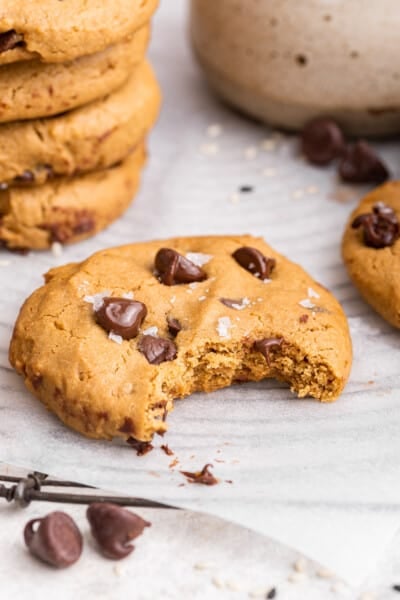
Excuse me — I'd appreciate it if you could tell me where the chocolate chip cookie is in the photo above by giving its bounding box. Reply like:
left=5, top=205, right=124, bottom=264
left=9, top=236, right=352, bottom=442
left=0, top=61, right=160, bottom=187
left=342, top=182, right=400, bottom=327
left=0, top=0, right=158, bottom=63
left=0, top=29, right=149, bottom=123
left=0, top=143, right=146, bottom=250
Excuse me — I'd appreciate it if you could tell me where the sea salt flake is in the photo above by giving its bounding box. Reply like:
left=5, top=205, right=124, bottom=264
left=263, top=278, right=272, bottom=284
left=122, top=291, right=134, bottom=299
left=231, top=297, right=250, bottom=310
left=186, top=252, right=212, bottom=267
left=217, top=317, right=232, bottom=339
left=200, top=142, right=219, bottom=156
left=170, top=296, right=176, bottom=304
left=142, top=326, right=158, bottom=337
left=244, top=146, right=258, bottom=160
left=308, top=287, right=320, bottom=299
left=109, top=332, right=123, bottom=345
left=199, top=296, right=207, bottom=302
left=51, top=242, right=63, bottom=257
left=189, top=282, right=199, bottom=290
left=299, top=298, right=316, bottom=310
left=84, top=290, right=111, bottom=311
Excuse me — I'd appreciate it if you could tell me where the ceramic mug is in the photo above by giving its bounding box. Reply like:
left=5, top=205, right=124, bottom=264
left=190, top=0, right=400, bottom=136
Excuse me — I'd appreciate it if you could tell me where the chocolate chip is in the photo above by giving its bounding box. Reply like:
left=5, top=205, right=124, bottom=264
left=127, top=437, right=154, bottom=456
left=232, top=246, right=276, bottom=279
left=352, top=201, right=399, bottom=248
left=14, top=170, right=35, bottom=184
left=138, top=335, right=177, bottom=365
left=220, top=298, right=246, bottom=309
left=301, top=118, right=345, bottom=165
left=95, top=298, right=147, bottom=340
left=392, top=584, right=400, bottom=592
left=180, top=464, right=219, bottom=485
left=339, top=140, right=389, bottom=184
left=254, top=337, right=284, bottom=366
left=167, top=316, right=182, bottom=337
left=155, top=248, right=207, bottom=285
left=24, top=512, right=83, bottom=568
left=266, top=588, right=277, bottom=599
left=0, top=30, right=23, bottom=53
left=87, top=503, right=151, bottom=560
left=239, top=185, right=254, bottom=193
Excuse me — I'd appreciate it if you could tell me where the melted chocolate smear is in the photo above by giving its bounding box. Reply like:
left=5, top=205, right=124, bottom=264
left=87, top=503, right=151, bottom=560
left=254, top=337, right=284, bottom=366
left=138, top=335, right=177, bottom=365
left=155, top=248, right=207, bottom=285
left=232, top=246, right=276, bottom=279
left=95, top=298, right=147, bottom=340
left=352, top=202, right=399, bottom=248
left=180, top=464, right=219, bottom=486
left=301, top=117, right=345, bottom=166
left=24, top=512, right=83, bottom=568
left=339, top=140, right=389, bottom=184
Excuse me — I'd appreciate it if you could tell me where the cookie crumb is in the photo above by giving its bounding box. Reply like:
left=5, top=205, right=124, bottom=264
left=200, top=142, right=219, bottom=156
left=288, top=572, right=307, bottom=583
left=244, top=146, right=258, bottom=160
left=294, top=557, right=308, bottom=573
left=193, top=561, right=215, bottom=571
left=206, top=123, right=222, bottom=138
left=262, top=167, right=277, bottom=177
left=229, top=192, right=240, bottom=204
left=316, top=567, right=333, bottom=579
left=161, top=444, right=174, bottom=456
left=260, top=139, right=277, bottom=151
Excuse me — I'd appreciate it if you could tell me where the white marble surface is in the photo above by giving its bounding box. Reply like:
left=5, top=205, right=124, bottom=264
left=0, top=0, right=400, bottom=593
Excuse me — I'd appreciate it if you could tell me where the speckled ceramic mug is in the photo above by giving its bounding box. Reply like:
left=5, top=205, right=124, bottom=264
left=190, top=0, right=400, bottom=136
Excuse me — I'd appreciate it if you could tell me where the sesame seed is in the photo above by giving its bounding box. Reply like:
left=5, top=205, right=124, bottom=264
left=287, top=572, right=307, bottom=583
left=294, top=557, right=308, bottom=573
left=211, top=576, right=224, bottom=589
left=193, top=561, right=215, bottom=571
left=262, top=167, right=277, bottom=177
left=316, top=567, right=333, bottom=579
left=229, top=192, right=240, bottom=204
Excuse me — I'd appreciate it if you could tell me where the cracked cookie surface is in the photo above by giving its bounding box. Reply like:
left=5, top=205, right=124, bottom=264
left=0, top=61, right=160, bottom=186
left=0, top=29, right=149, bottom=123
left=9, top=235, right=352, bottom=442
left=0, top=0, right=158, bottom=63
left=342, top=182, right=400, bottom=328
left=0, top=143, right=146, bottom=250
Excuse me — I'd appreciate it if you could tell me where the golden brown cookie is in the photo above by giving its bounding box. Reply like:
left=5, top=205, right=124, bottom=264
left=0, top=143, right=146, bottom=250
left=0, top=0, right=158, bottom=63
left=342, top=182, right=400, bottom=328
left=0, top=28, right=149, bottom=123
left=0, top=62, right=160, bottom=186
left=9, top=235, right=352, bottom=443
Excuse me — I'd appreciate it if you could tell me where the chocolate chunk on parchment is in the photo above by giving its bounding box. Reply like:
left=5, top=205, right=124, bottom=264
left=339, top=140, right=389, bottom=184
left=232, top=246, right=276, bottom=279
left=95, top=298, right=147, bottom=340
left=155, top=248, right=207, bottom=285
left=127, top=437, right=154, bottom=456
left=24, top=512, right=83, bottom=568
left=301, top=118, right=345, bottom=166
left=87, top=503, right=151, bottom=560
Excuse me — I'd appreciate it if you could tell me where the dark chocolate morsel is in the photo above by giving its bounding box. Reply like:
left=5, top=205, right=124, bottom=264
left=138, top=335, right=177, bottom=365
left=95, top=298, right=147, bottom=340
left=155, top=248, right=207, bottom=285
left=87, top=503, right=151, bottom=560
left=254, top=337, right=284, bottom=366
left=0, top=30, right=23, bottom=53
left=14, top=170, right=35, bottom=184
left=352, top=201, right=399, bottom=248
left=339, top=141, right=389, bottom=184
left=24, top=512, right=83, bottom=568
left=167, top=316, right=182, bottom=337
left=301, top=118, right=345, bottom=166
left=232, top=246, right=276, bottom=279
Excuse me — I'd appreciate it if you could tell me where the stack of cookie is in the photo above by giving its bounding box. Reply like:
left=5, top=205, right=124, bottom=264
left=0, top=1, right=160, bottom=250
